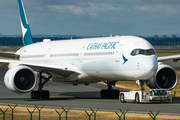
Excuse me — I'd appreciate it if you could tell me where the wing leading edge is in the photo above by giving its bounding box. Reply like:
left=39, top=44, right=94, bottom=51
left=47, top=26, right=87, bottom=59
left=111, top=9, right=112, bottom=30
left=0, top=58, right=80, bottom=78
left=158, top=55, right=180, bottom=62
left=0, top=59, right=18, bottom=66
left=20, top=62, right=80, bottom=77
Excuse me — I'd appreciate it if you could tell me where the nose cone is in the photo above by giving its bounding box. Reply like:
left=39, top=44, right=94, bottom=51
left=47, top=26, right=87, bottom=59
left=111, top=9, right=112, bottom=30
left=139, top=55, right=158, bottom=80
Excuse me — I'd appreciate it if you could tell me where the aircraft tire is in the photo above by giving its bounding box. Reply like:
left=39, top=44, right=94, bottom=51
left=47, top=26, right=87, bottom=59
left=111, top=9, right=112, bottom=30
left=112, top=90, right=119, bottom=99
left=31, top=91, right=40, bottom=99
left=101, top=89, right=119, bottom=99
left=41, top=90, right=50, bottom=99
left=100, top=89, right=106, bottom=98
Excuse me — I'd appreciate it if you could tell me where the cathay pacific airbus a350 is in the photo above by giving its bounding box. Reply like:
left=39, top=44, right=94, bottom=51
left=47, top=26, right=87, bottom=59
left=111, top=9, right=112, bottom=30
left=0, top=0, right=179, bottom=99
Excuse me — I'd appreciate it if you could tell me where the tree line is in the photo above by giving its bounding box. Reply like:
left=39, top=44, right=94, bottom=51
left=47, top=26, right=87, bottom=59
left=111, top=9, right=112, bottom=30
left=145, top=37, right=180, bottom=46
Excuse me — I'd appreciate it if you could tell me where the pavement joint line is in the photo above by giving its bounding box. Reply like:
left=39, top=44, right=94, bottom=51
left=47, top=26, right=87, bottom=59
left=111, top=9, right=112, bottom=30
left=165, top=103, right=180, bottom=105
left=50, top=96, right=66, bottom=98
left=81, top=98, right=119, bottom=102
left=18, top=95, right=125, bottom=103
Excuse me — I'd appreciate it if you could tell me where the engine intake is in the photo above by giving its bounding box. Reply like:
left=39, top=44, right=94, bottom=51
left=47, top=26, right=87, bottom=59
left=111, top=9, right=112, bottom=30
left=147, top=62, right=178, bottom=90
left=4, top=66, right=36, bottom=93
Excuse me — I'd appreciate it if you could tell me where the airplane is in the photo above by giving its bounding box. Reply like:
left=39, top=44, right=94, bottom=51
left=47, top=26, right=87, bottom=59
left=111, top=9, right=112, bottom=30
left=0, top=0, right=179, bottom=99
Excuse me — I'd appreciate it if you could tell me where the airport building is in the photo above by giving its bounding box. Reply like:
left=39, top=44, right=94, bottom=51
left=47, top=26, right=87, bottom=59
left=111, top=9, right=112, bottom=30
left=154, top=35, right=159, bottom=39
left=172, top=35, right=176, bottom=38
left=163, top=35, right=167, bottom=38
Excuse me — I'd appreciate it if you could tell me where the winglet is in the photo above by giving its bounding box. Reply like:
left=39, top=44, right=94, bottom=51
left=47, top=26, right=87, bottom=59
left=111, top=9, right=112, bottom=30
left=17, top=0, right=33, bottom=46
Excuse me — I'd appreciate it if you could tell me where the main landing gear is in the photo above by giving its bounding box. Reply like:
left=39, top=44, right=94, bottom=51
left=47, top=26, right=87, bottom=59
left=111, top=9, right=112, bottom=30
left=31, top=72, right=52, bottom=99
left=100, top=81, right=119, bottom=99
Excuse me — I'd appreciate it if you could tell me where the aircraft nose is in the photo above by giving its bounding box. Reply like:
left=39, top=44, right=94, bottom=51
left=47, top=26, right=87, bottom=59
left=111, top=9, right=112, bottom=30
left=145, top=56, right=158, bottom=71
left=140, top=56, right=158, bottom=80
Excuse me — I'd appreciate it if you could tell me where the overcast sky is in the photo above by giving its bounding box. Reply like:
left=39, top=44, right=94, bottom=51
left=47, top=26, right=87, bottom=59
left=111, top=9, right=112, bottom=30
left=0, top=0, right=180, bottom=36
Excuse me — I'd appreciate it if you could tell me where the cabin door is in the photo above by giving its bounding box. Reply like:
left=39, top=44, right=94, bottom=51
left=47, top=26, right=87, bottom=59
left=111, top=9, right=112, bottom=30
left=46, top=47, right=51, bottom=63
left=115, top=44, right=123, bottom=62
left=79, top=46, right=86, bottom=63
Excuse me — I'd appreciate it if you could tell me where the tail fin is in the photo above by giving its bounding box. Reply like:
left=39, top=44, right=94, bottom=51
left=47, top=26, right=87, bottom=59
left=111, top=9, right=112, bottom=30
left=17, top=0, right=33, bottom=46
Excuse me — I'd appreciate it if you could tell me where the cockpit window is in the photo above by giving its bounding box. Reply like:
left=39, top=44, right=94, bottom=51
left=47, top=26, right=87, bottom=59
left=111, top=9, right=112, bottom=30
left=131, top=49, right=156, bottom=56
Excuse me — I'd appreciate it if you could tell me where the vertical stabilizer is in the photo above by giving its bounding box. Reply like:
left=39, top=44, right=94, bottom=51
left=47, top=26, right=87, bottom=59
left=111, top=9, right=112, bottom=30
left=17, top=0, right=33, bottom=46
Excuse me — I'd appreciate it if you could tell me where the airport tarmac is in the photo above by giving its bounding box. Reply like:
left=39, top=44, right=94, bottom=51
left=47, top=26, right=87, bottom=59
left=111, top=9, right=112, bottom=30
left=0, top=66, right=180, bottom=116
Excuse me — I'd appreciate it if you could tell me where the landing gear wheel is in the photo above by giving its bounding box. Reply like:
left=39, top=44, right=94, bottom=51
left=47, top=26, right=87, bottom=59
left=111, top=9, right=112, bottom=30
left=135, top=93, right=140, bottom=103
left=31, top=72, right=52, bottom=99
left=100, top=89, right=119, bottom=99
left=41, top=90, right=50, bottom=99
left=120, top=93, right=126, bottom=103
left=31, top=90, right=49, bottom=99
left=113, top=90, right=119, bottom=99
left=100, top=90, right=106, bottom=98
left=31, top=91, right=40, bottom=99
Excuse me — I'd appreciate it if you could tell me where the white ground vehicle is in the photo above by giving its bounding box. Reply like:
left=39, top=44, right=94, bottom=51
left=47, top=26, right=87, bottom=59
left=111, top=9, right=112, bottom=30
left=119, top=89, right=172, bottom=103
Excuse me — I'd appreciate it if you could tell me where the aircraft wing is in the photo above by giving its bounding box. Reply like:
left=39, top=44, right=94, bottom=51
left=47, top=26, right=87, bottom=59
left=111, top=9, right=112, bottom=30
left=0, top=52, right=19, bottom=59
left=0, top=58, right=80, bottom=77
left=0, top=59, right=18, bottom=66
left=158, top=55, right=180, bottom=62
left=20, top=62, right=80, bottom=77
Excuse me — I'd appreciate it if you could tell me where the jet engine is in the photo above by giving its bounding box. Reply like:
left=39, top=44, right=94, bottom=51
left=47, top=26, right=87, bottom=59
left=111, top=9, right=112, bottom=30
left=147, top=62, right=178, bottom=90
left=4, top=66, right=36, bottom=93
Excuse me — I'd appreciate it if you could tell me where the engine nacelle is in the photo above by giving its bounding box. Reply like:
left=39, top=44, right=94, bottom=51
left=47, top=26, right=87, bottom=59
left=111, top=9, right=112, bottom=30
left=4, top=66, right=36, bottom=93
left=147, top=62, right=178, bottom=90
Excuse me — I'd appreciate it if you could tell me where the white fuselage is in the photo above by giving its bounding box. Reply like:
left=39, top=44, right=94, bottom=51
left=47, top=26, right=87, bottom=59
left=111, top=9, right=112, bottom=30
left=15, top=36, right=158, bottom=84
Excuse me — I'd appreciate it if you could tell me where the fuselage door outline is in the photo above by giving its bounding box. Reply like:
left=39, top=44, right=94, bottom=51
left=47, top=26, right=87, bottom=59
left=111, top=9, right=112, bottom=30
left=79, top=46, right=86, bottom=63
left=115, top=44, right=123, bottom=62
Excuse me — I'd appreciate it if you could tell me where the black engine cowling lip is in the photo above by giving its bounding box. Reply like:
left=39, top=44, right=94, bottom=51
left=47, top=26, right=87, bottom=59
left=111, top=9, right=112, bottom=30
left=12, top=66, right=36, bottom=93
left=154, top=66, right=178, bottom=90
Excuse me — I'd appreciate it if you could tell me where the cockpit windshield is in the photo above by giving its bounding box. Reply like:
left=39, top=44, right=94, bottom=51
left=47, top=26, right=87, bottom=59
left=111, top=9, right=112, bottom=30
left=131, top=49, right=156, bottom=56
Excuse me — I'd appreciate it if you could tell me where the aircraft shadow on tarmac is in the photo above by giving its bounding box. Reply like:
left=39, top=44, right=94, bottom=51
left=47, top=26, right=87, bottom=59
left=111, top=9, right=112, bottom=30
left=0, top=91, right=101, bottom=101
left=58, top=91, right=101, bottom=99
left=30, top=91, right=103, bottom=101
left=1, top=91, right=180, bottom=103
left=0, top=91, right=120, bottom=102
